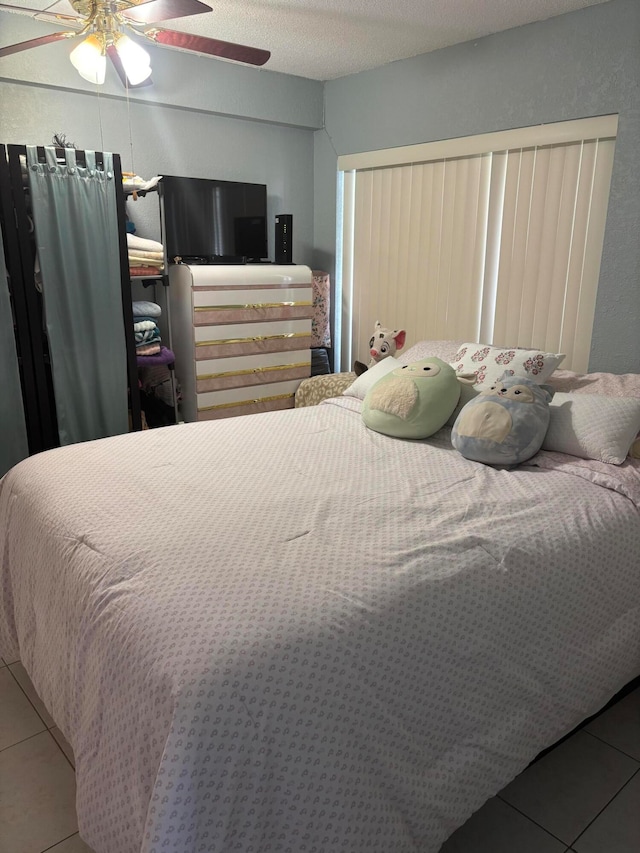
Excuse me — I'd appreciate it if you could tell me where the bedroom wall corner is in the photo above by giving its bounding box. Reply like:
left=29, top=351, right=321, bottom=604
left=319, top=0, right=640, bottom=375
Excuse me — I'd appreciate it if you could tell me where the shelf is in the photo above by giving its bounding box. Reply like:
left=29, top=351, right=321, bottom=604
left=130, top=275, right=168, bottom=289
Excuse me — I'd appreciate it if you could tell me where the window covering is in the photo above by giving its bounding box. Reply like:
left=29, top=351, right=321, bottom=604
left=338, top=116, right=617, bottom=372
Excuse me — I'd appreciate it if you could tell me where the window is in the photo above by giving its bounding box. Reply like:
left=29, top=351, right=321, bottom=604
left=337, top=115, right=617, bottom=372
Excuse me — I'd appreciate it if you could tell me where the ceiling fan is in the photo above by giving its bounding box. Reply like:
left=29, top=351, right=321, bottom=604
left=0, top=0, right=271, bottom=88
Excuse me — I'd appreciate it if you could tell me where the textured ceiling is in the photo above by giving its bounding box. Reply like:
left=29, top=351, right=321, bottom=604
left=4, top=0, right=613, bottom=80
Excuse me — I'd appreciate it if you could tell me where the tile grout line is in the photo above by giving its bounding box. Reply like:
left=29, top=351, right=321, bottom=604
left=568, top=765, right=640, bottom=849
left=583, top=727, right=640, bottom=765
left=40, top=831, right=83, bottom=853
left=494, top=793, right=570, bottom=848
left=5, top=663, right=75, bottom=769
left=7, top=661, right=55, bottom=730
left=0, top=727, right=49, bottom=755
left=51, top=728, right=76, bottom=771
left=495, top=727, right=640, bottom=849
left=497, top=755, right=640, bottom=852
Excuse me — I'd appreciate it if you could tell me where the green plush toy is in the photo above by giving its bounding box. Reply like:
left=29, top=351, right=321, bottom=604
left=362, top=357, right=475, bottom=439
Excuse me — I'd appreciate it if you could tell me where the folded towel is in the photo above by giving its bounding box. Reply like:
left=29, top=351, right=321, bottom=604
left=133, top=319, right=157, bottom=333
left=135, top=326, right=161, bottom=345
left=128, top=255, right=164, bottom=268
left=132, top=301, right=161, bottom=318
left=129, top=266, right=163, bottom=277
left=127, top=233, right=164, bottom=253
left=135, top=342, right=162, bottom=356
left=128, top=248, right=164, bottom=261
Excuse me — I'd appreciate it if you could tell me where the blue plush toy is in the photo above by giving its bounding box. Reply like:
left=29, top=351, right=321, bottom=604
left=451, top=372, right=554, bottom=467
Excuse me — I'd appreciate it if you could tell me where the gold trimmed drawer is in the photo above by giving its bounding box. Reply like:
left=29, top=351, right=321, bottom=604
left=194, top=318, right=311, bottom=360
left=197, top=396, right=295, bottom=421
left=192, top=286, right=313, bottom=325
left=195, top=379, right=301, bottom=420
left=196, top=349, right=311, bottom=392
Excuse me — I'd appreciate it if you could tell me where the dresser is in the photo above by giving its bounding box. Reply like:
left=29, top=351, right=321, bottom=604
left=169, top=264, right=314, bottom=421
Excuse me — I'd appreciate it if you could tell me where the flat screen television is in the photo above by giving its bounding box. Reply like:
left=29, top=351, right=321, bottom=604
left=161, top=175, right=268, bottom=264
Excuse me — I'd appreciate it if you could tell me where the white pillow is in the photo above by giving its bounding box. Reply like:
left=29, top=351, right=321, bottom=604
left=342, top=357, right=401, bottom=400
left=399, top=340, right=463, bottom=364
left=542, top=393, right=640, bottom=464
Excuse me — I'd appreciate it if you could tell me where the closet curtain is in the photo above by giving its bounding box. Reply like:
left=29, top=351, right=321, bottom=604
left=0, top=226, right=29, bottom=477
left=26, top=146, right=129, bottom=445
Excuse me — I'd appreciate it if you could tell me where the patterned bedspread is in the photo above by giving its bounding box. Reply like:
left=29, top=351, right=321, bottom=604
left=1, top=400, right=639, bottom=853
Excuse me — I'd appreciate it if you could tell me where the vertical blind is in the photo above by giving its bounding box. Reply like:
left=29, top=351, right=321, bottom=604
left=338, top=116, right=617, bottom=372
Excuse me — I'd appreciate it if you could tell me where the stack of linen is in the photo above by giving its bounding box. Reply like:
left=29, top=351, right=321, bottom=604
left=132, top=300, right=162, bottom=356
left=127, top=234, right=164, bottom=276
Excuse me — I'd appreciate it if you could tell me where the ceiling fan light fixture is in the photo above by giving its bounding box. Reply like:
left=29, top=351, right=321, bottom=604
left=114, top=34, right=152, bottom=85
left=69, top=34, right=106, bottom=85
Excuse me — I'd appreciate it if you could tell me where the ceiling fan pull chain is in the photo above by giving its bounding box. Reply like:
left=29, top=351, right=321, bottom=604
left=95, top=85, right=105, bottom=155
left=125, top=75, right=136, bottom=176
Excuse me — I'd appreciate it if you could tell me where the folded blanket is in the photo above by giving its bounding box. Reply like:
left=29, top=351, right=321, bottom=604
left=128, top=248, right=164, bottom=261
left=132, top=301, right=161, bottom=318
left=133, top=319, right=157, bottom=333
left=135, top=326, right=161, bottom=345
left=129, top=266, right=163, bottom=277
left=128, top=255, right=164, bottom=268
left=136, top=346, right=175, bottom=367
left=135, top=342, right=161, bottom=356
left=127, top=233, right=164, bottom=253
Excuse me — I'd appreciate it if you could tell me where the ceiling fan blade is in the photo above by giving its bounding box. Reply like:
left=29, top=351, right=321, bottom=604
left=123, top=0, right=212, bottom=25
left=0, top=2, right=80, bottom=24
left=106, top=43, right=154, bottom=88
left=145, top=28, right=270, bottom=66
left=0, top=30, right=77, bottom=58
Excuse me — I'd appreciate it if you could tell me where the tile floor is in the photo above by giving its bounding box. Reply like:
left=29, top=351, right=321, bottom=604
left=1, top=653, right=639, bottom=853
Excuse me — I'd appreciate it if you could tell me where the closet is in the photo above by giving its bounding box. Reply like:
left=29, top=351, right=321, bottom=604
left=0, top=143, right=141, bottom=476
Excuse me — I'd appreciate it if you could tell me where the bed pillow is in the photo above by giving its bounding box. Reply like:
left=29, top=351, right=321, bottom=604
left=398, top=340, right=463, bottom=365
left=342, top=356, right=401, bottom=399
left=450, top=343, right=565, bottom=418
left=548, top=369, right=640, bottom=398
left=452, top=343, right=565, bottom=387
left=542, top=393, right=640, bottom=464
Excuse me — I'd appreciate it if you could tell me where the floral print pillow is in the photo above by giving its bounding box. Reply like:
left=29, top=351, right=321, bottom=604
left=449, top=343, right=565, bottom=421
left=452, top=343, right=565, bottom=388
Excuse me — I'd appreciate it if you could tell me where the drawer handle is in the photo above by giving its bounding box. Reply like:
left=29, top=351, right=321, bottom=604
left=199, top=392, right=295, bottom=412
left=194, top=301, right=312, bottom=311
left=196, top=332, right=309, bottom=346
left=197, top=361, right=310, bottom=380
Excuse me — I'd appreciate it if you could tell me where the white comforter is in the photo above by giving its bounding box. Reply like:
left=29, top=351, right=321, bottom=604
left=1, top=400, right=640, bottom=853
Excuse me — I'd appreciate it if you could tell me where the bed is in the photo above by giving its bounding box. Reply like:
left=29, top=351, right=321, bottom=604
left=1, top=339, right=640, bottom=853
